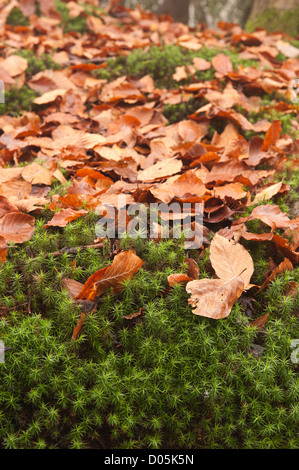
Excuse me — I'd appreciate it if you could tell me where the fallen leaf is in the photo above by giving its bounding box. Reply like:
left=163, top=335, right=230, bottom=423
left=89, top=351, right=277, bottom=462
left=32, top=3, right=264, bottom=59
left=0, top=235, right=8, bottom=263
left=251, top=181, right=283, bottom=205
left=62, top=278, right=84, bottom=298
left=0, top=212, right=35, bottom=243
left=186, top=276, right=244, bottom=319
left=184, top=257, right=200, bottom=279
left=44, top=208, right=88, bottom=228
left=167, top=273, right=193, bottom=287
left=250, top=312, right=269, bottom=329
left=76, top=250, right=144, bottom=300
left=255, top=258, right=293, bottom=294
left=261, top=120, right=282, bottom=152
left=210, top=233, right=254, bottom=289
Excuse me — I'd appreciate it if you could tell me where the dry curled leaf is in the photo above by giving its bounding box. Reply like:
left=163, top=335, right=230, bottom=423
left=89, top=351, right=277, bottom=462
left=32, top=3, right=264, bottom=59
left=0, top=235, right=8, bottom=263
left=76, top=250, right=144, bottom=300
left=167, top=273, right=193, bottom=287
left=44, top=208, right=88, bottom=228
left=255, top=258, right=293, bottom=294
left=250, top=312, right=269, bottom=329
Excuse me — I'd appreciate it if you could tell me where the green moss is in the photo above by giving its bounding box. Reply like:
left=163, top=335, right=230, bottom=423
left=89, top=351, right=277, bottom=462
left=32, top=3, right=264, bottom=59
left=0, top=85, right=37, bottom=117
left=54, top=0, right=90, bottom=34
left=246, top=8, right=299, bottom=38
left=0, top=50, right=61, bottom=117
left=15, top=50, right=62, bottom=79
left=163, top=97, right=206, bottom=125
left=0, top=209, right=298, bottom=449
left=93, top=44, right=260, bottom=89
left=6, top=7, right=30, bottom=27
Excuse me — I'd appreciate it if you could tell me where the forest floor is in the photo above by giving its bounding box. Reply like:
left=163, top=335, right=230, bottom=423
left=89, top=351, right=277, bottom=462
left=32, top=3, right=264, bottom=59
left=0, top=0, right=298, bottom=449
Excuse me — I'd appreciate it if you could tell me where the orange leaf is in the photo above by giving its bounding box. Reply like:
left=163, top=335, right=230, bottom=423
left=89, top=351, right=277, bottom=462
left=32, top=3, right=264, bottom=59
left=211, top=54, right=233, bottom=75
left=261, top=120, right=282, bottom=151
left=167, top=273, right=193, bottom=287
left=76, top=250, right=144, bottom=300
left=255, top=258, right=293, bottom=294
left=250, top=312, right=269, bottom=329
left=0, top=212, right=35, bottom=243
left=44, top=209, right=88, bottom=228
left=184, top=258, right=199, bottom=280
left=0, top=235, right=8, bottom=263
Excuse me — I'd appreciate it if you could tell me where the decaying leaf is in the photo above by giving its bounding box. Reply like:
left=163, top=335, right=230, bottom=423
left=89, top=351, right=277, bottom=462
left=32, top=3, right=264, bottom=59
left=249, top=312, right=269, bottom=329
left=210, top=233, right=254, bottom=289
left=167, top=273, right=193, bottom=287
left=255, top=258, right=293, bottom=294
left=76, top=250, right=144, bottom=300
left=0, top=212, right=35, bottom=243
left=44, top=208, right=88, bottom=228
left=186, top=276, right=244, bottom=319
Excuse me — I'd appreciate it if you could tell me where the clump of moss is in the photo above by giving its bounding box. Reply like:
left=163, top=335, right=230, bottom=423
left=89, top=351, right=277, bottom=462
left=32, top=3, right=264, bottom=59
left=15, top=50, right=62, bottom=79
left=93, top=44, right=259, bottom=89
left=0, top=51, right=62, bottom=117
left=6, top=7, right=30, bottom=27
left=163, top=97, right=206, bottom=125
left=0, top=208, right=298, bottom=449
left=246, top=8, right=299, bottom=38
left=248, top=108, right=298, bottom=137
left=54, top=0, right=90, bottom=34
left=0, top=85, right=37, bottom=117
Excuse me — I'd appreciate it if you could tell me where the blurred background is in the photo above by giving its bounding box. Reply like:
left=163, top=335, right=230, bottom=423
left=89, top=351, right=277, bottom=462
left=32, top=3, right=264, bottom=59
left=98, top=0, right=299, bottom=36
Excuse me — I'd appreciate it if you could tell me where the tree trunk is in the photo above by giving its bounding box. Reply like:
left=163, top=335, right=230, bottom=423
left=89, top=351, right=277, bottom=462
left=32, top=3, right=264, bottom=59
left=249, top=0, right=298, bottom=19
left=158, top=0, right=190, bottom=24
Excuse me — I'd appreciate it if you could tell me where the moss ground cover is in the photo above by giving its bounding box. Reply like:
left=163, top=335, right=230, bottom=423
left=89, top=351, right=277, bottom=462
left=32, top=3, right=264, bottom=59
left=1, top=216, right=299, bottom=449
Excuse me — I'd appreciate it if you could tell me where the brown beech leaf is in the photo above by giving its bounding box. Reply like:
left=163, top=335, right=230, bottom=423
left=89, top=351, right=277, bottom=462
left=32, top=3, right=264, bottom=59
left=0, top=235, right=8, bottom=263
left=44, top=208, right=88, bottom=228
left=137, top=158, right=182, bottom=183
left=124, top=307, right=145, bottom=321
left=0, top=212, right=35, bottom=243
left=251, top=181, right=283, bottom=206
left=167, top=273, right=193, bottom=287
left=245, top=205, right=299, bottom=230
left=250, top=312, right=269, bottom=329
left=184, top=258, right=200, bottom=279
left=33, top=89, right=67, bottom=105
left=193, top=57, right=211, bottom=71
left=211, top=54, right=233, bottom=75
left=0, top=55, right=28, bottom=77
left=172, top=66, right=188, bottom=82
left=0, top=196, right=19, bottom=218
left=62, top=277, right=84, bottom=298
left=242, top=231, right=273, bottom=242
left=186, top=276, right=244, bottom=319
left=210, top=233, right=254, bottom=289
left=255, top=258, right=293, bottom=294
left=261, top=120, right=282, bottom=152
left=76, top=250, right=144, bottom=300
left=21, top=163, right=54, bottom=186
left=150, top=170, right=206, bottom=204
left=273, top=234, right=299, bottom=265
